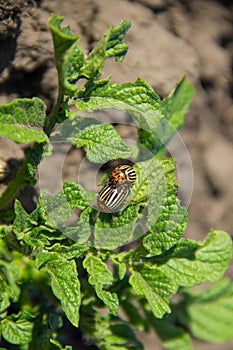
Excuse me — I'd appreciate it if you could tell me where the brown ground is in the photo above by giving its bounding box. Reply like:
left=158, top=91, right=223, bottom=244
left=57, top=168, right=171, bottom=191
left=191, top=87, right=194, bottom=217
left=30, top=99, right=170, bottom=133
left=0, top=0, right=233, bottom=349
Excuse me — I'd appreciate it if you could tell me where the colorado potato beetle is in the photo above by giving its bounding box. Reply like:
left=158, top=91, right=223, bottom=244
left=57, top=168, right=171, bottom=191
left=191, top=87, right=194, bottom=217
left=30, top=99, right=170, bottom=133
left=97, top=165, right=136, bottom=213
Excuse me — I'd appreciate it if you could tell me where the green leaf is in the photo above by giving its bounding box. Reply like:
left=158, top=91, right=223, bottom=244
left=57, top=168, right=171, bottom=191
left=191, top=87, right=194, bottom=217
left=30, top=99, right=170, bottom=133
left=132, top=157, right=167, bottom=203
left=13, top=199, right=65, bottom=249
left=163, top=76, right=196, bottom=131
left=72, top=122, right=134, bottom=163
left=63, top=206, right=94, bottom=244
left=133, top=156, right=176, bottom=205
left=143, top=194, right=188, bottom=256
left=48, top=13, right=84, bottom=94
left=13, top=200, right=32, bottom=238
left=73, top=78, right=162, bottom=134
left=13, top=194, right=73, bottom=244
left=0, top=98, right=46, bottom=127
left=83, top=254, right=119, bottom=315
left=0, top=98, right=48, bottom=144
left=74, top=77, right=161, bottom=114
left=158, top=230, right=232, bottom=286
left=1, top=310, right=34, bottom=345
left=25, top=145, right=48, bottom=179
left=111, top=254, right=127, bottom=280
left=79, top=20, right=131, bottom=80
left=39, top=191, right=73, bottom=228
left=0, top=125, right=46, bottom=148
left=138, top=76, right=196, bottom=155
left=63, top=181, right=96, bottom=210
left=56, top=115, right=134, bottom=162
left=13, top=199, right=47, bottom=239
left=41, top=254, right=81, bottom=326
left=45, top=242, right=88, bottom=260
left=0, top=252, right=20, bottom=303
left=176, top=279, right=233, bottom=343
left=95, top=287, right=119, bottom=317
left=132, top=157, right=186, bottom=256
left=55, top=182, right=95, bottom=244
left=0, top=276, right=10, bottom=313
left=94, top=203, right=142, bottom=250
left=129, top=264, right=177, bottom=318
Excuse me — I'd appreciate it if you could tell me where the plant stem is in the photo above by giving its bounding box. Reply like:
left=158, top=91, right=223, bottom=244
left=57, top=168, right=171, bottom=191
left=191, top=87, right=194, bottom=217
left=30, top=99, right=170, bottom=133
left=43, top=100, right=62, bottom=136
left=0, top=158, right=29, bottom=212
left=0, top=142, right=45, bottom=213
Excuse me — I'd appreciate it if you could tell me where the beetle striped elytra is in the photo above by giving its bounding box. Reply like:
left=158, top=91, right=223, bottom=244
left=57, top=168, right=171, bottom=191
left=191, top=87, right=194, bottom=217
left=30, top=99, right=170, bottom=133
left=97, top=182, right=130, bottom=213
left=97, top=165, right=136, bottom=213
left=0, top=157, right=9, bottom=182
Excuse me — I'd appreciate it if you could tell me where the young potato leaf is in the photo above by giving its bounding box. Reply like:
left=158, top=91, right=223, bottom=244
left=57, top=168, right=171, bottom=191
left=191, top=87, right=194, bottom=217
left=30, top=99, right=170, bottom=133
left=74, top=121, right=132, bottom=162
left=176, top=279, right=233, bottom=343
left=53, top=115, right=135, bottom=163
left=0, top=98, right=48, bottom=144
left=13, top=200, right=33, bottom=238
left=94, top=203, right=142, bottom=250
left=79, top=20, right=131, bottom=79
left=0, top=124, right=46, bottom=146
left=62, top=207, right=94, bottom=245
left=0, top=98, right=46, bottom=127
left=41, top=255, right=81, bottom=327
left=0, top=250, right=20, bottom=303
left=163, top=76, right=196, bottom=130
left=39, top=191, right=73, bottom=228
left=83, top=254, right=119, bottom=315
left=143, top=194, right=188, bottom=256
left=0, top=276, right=11, bottom=313
left=139, top=76, right=196, bottom=155
left=63, top=181, right=96, bottom=210
left=132, top=157, right=168, bottom=203
left=71, top=122, right=134, bottom=163
left=158, top=230, right=232, bottom=286
left=1, top=310, right=35, bottom=345
left=73, top=78, right=163, bottom=133
left=41, top=242, right=88, bottom=261
left=132, top=157, right=186, bottom=256
left=111, top=252, right=128, bottom=280
left=129, top=264, right=177, bottom=318
left=62, top=182, right=96, bottom=243
left=25, top=141, right=52, bottom=180
left=13, top=200, right=55, bottom=248
left=49, top=13, right=84, bottom=94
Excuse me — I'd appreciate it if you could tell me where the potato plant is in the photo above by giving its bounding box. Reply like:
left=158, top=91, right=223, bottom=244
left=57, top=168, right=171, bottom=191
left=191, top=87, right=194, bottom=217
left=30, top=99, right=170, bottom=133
left=0, top=14, right=232, bottom=350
